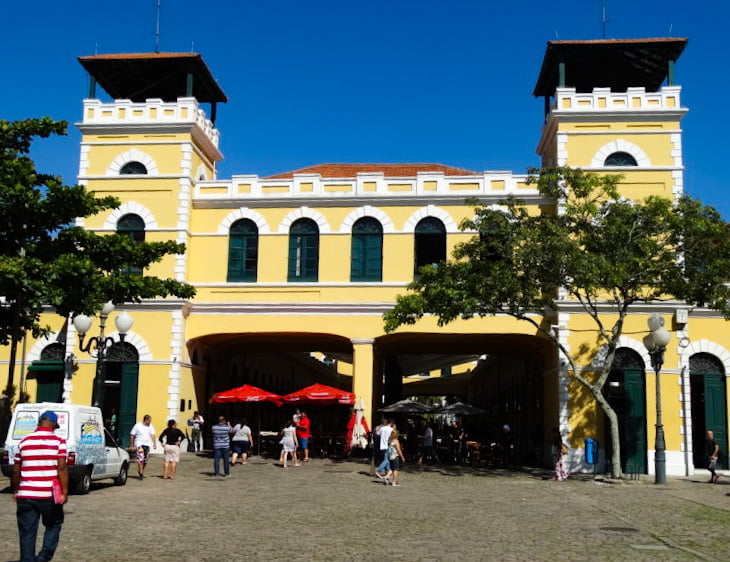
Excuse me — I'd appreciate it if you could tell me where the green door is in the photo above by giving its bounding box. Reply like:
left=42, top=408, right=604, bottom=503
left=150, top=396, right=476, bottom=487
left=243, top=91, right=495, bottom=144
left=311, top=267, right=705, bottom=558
left=605, top=350, right=647, bottom=475
left=117, top=362, right=139, bottom=447
left=622, top=368, right=647, bottom=474
left=704, top=374, right=728, bottom=469
left=690, top=353, right=728, bottom=470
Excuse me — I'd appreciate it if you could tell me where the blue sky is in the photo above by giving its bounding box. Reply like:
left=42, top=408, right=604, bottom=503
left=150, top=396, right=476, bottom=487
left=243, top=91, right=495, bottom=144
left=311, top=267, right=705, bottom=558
left=3, top=1, right=729, bottom=215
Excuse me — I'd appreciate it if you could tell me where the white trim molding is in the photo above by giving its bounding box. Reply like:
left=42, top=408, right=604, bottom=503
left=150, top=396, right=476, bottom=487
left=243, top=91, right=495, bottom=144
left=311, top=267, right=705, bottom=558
left=403, top=204, right=458, bottom=233
left=218, top=208, right=270, bottom=234
left=591, top=139, right=651, bottom=167
left=102, top=202, right=159, bottom=230
left=339, top=206, right=395, bottom=233
left=278, top=207, right=331, bottom=234
left=681, top=339, right=730, bottom=375
left=106, top=148, right=160, bottom=176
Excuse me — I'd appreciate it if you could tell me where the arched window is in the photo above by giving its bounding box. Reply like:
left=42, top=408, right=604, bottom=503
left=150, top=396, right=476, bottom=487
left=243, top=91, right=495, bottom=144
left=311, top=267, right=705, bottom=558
left=288, top=218, right=319, bottom=282
left=119, top=161, right=148, bottom=175
left=117, top=214, right=145, bottom=275
left=604, top=152, right=638, bottom=166
left=351, top=217, right=383, bottom=282
left=227, top=219, right=258, bottom=282
left=414, top=217, right=446, bottom=277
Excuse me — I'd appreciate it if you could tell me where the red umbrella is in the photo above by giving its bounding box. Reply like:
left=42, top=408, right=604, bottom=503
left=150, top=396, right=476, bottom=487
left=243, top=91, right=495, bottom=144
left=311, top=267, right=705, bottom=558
left=209, top=384, right=283, bottom=405
left=282, top=383, right=355, bottom=405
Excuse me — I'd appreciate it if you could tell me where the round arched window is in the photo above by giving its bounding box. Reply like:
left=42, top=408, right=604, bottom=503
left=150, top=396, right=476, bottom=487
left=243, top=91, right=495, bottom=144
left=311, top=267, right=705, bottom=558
left=604, top=152, right=638, bottom=167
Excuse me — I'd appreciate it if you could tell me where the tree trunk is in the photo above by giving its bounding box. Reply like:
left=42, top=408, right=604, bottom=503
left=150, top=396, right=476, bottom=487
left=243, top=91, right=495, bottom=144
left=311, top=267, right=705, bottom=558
left=591, top=387, right=623, bottom=479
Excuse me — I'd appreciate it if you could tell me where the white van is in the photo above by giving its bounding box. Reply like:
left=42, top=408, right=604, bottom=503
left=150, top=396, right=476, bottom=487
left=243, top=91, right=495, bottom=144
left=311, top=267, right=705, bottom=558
left=1, top=402, right=130, bottom=494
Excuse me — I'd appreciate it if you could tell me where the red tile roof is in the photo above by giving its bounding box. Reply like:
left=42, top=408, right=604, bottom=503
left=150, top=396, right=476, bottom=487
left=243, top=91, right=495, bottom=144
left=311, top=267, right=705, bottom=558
left=265, top=163, right=478, bottom=179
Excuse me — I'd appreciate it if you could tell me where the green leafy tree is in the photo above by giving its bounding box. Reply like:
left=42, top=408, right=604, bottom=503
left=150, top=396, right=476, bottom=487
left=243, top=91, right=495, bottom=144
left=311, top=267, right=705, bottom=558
left=0, top=117, right=196, bottom=403
left=384, top=166, right=730, bottom=479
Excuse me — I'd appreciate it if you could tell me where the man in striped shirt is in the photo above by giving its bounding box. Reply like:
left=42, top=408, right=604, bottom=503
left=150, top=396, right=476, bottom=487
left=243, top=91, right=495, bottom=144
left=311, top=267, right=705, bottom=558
left=11, top=410, right=68, bottom=562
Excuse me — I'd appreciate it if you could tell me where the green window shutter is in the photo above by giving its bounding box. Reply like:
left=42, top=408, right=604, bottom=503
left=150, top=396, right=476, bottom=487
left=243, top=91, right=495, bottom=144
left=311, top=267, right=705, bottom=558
left=351, top=217, right=382, bottom=281
left=227, top=219, right=258, bottom=282
left=117, top=213, right=146, bottom=276
left=288, top=219, right=319, bottom=282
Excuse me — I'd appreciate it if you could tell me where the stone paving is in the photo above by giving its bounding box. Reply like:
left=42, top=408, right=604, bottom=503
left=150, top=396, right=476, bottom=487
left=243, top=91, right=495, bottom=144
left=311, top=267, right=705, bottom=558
left=1, top=452, right=729, bottom=561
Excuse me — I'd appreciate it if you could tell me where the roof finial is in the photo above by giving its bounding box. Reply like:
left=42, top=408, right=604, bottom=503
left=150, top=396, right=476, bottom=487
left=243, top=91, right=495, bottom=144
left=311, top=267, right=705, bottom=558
left=154, top=0, right=162, bottom=53
left=601, top=0, right=608, bottom=39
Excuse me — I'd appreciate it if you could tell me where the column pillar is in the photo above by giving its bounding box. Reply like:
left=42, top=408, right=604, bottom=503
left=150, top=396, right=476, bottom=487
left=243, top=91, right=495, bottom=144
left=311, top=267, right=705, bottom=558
left=351, top=339, right=375, bottom=423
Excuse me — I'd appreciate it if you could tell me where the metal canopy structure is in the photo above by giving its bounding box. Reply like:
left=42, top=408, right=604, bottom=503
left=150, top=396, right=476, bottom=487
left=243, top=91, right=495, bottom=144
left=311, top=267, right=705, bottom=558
left=533, top=37, right=688, bottom=97
left=78, top=52, right=228, bottom=103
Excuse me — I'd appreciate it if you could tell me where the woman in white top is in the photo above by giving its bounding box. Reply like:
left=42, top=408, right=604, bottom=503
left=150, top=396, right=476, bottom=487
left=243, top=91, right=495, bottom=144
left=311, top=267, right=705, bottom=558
left=279, top=420, right=300, bottom=468
left=230, top=418, right=254, bottom=465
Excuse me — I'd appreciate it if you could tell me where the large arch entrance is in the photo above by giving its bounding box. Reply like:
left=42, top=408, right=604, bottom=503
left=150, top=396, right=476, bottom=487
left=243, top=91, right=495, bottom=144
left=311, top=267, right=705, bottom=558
left=373, top=332, right=557, bottom=466
left=187, top=332, right=355, bottom=445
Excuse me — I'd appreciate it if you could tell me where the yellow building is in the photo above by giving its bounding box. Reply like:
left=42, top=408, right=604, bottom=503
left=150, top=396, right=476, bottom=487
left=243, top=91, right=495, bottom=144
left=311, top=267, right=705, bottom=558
left=4, top=38, right=728, bottom=476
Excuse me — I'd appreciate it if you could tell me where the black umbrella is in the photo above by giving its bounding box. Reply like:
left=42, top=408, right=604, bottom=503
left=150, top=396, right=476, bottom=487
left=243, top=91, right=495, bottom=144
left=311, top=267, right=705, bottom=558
left=434, top=402, right=485, bottom=416
left=379, top=399, right=433, bottom=414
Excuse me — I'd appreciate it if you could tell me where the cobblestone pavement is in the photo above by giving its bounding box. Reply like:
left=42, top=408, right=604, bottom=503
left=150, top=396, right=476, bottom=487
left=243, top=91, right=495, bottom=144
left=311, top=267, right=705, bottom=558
left=1, top=453, right=729, bottom=561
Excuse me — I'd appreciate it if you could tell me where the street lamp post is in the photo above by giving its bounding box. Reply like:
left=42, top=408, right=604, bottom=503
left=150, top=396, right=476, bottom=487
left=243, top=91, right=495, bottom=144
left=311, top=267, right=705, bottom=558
left=72, top=302, right=133, bottom=410
left=643, top=313, right=672, bottom=485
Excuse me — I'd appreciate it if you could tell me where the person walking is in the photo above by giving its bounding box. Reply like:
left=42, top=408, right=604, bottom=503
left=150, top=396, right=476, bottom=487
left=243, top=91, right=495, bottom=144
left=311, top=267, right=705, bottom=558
left=211, top=416, right=231, bottom=477
left=378, top=419, right=394, bottom=468
left=11, top=411, right=68, bottom=562
left=706, top=430, right=720, bottom=484
left=230, top=418, right=254, bottom=466
left=385, top=429, right=406, bottom=486
left=552, top=427, right=570, bottom=481
left=295, top=411, right=311, bottom=462
left=129, top=415, right=156, bottom=480
left=279, top=420, right=300, bottom=468
left=158, top=419, right=185, bottom=479
left=500, top=424, right=514, bottom=468
left=188, top=411, right=205, bottom=452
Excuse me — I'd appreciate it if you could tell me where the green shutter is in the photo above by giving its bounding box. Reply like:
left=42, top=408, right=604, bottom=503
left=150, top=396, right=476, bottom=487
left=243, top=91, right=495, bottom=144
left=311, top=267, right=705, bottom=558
left=118, top=362, right=139, bottom=447
left=705, top=374, right=728, bottom=469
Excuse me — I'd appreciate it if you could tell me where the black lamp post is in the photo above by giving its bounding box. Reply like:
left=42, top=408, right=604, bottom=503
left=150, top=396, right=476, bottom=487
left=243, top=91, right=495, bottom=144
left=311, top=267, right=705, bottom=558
left=73, top=302, right=133, bottom=410
left=643, top=313, right=671, bottom=485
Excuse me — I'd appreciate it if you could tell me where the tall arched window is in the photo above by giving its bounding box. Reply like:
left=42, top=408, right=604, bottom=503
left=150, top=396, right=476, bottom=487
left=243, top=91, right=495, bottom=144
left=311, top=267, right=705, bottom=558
left=288, top=218, right=319, bottom=282
left=119, top=161, right=148, bottom=175
left=604, top=152, right=638, bottom=166
left=117, top=213, right=146, bottom=275
left=414, top=217, right=446, bottom=277
left=227, top=219, right=258, bottom=282
left=351, top=217, right=383, bottom=282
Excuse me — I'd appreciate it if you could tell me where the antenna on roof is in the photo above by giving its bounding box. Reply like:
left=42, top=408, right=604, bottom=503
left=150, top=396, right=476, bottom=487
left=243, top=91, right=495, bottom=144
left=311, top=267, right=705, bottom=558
left=154, top=0, right=162, bottom=53
left=601, top=0, right=608, bottom=38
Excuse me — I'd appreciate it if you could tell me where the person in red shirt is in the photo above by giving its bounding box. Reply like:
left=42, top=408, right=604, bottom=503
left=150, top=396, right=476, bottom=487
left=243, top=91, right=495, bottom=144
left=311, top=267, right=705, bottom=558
left=11, top=410, right=69, bottom=562
left=295, top=411, right=312, bottom=462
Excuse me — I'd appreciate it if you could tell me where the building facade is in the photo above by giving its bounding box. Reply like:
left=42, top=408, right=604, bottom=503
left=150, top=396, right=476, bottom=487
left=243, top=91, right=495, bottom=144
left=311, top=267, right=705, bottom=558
left=3, top=39, right=728, bottom=475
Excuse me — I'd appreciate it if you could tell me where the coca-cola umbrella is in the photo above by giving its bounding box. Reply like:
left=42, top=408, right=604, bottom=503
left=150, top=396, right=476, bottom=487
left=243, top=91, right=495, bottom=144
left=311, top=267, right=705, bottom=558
left=209, top=384, right=283, bottom=406
left=282, top=383, right=355, bottom=405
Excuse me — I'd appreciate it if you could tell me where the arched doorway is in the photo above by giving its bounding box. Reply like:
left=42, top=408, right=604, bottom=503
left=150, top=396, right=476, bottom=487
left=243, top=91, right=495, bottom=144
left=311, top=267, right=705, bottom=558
left=690, top=353, right=728, bottom=469
left=605, top=348, right=647, bottom=474
left=104, top=342, right=140, bottom=444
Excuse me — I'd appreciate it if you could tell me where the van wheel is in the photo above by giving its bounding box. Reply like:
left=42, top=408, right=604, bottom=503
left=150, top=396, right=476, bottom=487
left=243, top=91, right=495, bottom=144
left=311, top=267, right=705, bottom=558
left=76, top=469, right=92, bottom=495
left=114, top=462, right=128, bottom=486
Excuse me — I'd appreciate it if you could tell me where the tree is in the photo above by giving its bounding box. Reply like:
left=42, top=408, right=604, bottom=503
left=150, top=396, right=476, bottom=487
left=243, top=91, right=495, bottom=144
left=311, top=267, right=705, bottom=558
left=384, top=166, right=730, bottom=479
left=0, top=118, right=196, bottom=404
